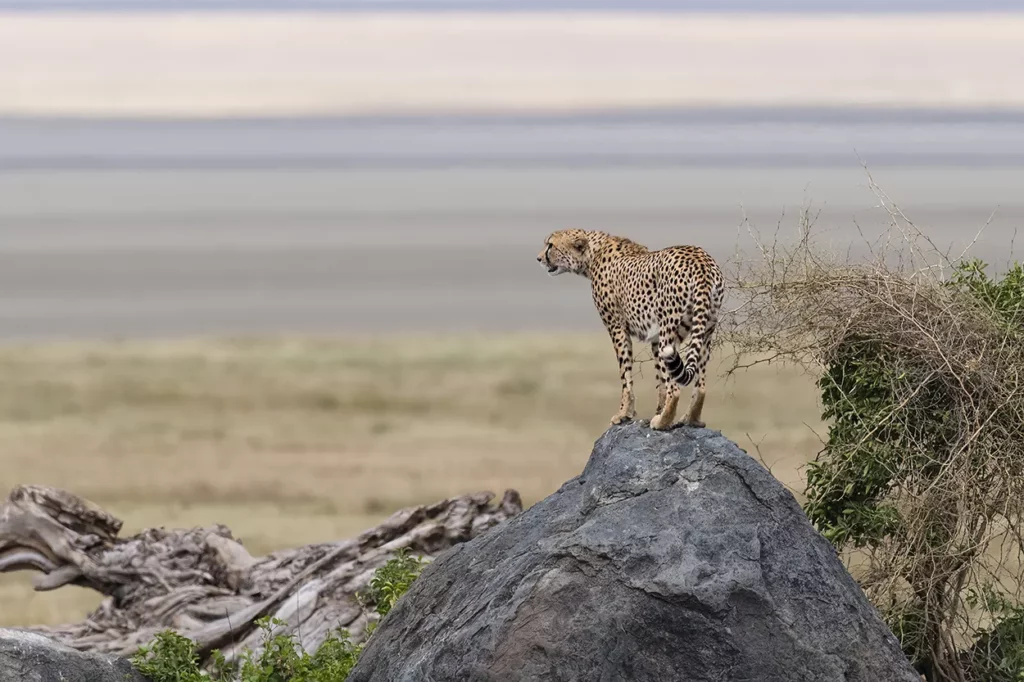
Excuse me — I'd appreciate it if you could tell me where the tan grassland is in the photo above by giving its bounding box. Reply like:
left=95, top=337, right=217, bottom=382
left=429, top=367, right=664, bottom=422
left=0, top=333, right=823, bottom=626
left=2, top=12, right=1024, bottom=116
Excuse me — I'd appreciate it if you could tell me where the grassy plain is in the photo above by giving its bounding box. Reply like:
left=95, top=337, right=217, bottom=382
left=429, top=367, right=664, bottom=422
left=0, top=333, right=824, bottom=626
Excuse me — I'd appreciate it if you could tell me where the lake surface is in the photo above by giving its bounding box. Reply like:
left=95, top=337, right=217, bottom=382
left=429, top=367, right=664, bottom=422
left=1, top=111, right=1022, bottom=339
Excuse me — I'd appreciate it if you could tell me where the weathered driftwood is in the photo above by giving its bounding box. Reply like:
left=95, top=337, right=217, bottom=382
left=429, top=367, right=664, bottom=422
left=0, top=484, right=522, bottom=664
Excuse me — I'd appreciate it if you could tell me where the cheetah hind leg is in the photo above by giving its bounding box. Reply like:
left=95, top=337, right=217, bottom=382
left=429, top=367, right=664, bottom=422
left=650, top=384, right=679, bottom=431
left=682, top=335, right=712, bottom=428
left=683, top=385, right=705, bottom=429
left=650, top=337, right=681, bottom=431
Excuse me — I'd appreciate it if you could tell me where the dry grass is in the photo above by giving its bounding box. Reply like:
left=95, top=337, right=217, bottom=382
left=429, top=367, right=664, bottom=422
left=0, top=332, right=823, bottom=626
left=723, top=186, right=1024, bottom=677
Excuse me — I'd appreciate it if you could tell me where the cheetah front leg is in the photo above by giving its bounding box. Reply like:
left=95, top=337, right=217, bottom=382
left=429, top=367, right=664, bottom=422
left=651, top=341, right=666, bottom=417
left=608, top=326, right=636, bottom=425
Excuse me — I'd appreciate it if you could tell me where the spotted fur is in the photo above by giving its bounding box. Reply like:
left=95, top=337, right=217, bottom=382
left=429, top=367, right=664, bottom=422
left=537, top=229, right=725, bottom=430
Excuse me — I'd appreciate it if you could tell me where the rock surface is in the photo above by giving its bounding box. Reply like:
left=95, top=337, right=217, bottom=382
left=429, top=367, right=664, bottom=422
left=348, top=422, right=921, bottom=682
left=0, top=628, right=148, bottom=682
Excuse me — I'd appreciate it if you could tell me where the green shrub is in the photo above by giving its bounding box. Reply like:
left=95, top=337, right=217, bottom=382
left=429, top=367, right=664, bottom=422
left=726, top=216, right=1024, bottom=682
left=801, top=258, right=1024, bottom=679
left=963, top=584, right=1024, bottom=682
left=130, top=549, right=425, bottom=681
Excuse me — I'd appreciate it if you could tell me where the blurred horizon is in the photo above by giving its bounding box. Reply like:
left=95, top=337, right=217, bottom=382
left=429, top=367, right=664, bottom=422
left=1, top=7, right=1023, bottom=339
left=0, top=0, right=1019, bottom=12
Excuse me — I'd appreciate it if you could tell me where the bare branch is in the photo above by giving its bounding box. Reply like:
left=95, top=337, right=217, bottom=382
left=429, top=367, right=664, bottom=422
left=720, top=173, right=1023, bottom=679
left=0, top=484, right=522, bottom=666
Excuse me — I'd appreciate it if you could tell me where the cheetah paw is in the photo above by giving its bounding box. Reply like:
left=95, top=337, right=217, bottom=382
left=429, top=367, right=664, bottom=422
left=683, top=419, right=706, bottom=429
left=610, top=413, right=634, bottom=425
left=650, top=413, right=674, bottom=431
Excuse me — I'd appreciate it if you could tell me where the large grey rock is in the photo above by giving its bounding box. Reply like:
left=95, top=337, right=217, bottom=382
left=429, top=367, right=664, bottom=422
left=348, top=422, right=920, bottom=682
left=0, top=629, right=149, bottom=682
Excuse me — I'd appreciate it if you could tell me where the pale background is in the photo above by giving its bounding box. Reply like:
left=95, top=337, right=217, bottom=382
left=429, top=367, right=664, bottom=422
left=1, top=0, right=1022, bottom=623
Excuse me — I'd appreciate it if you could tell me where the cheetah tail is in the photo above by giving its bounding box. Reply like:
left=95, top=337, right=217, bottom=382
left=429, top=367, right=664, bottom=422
left=661, top=302, right=711, bottom=388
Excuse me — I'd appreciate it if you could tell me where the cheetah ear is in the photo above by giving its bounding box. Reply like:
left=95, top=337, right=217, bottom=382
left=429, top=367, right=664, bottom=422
left=572, top=235, right=588, bottom=252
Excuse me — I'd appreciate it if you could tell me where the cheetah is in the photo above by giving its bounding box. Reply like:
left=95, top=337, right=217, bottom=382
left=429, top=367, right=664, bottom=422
left=536, top=229, right=725, bottom=430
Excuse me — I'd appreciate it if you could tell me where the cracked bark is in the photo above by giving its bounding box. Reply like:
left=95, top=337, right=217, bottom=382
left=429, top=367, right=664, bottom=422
left=0, top=484, right=522, bottom=665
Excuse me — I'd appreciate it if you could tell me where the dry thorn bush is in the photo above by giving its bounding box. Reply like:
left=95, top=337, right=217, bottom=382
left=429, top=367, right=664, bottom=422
left=719, top=174, right=1024, bottom=682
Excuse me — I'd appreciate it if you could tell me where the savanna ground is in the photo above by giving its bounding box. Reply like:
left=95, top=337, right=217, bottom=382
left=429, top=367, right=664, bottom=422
left=0, top=333, right=822, bottom=626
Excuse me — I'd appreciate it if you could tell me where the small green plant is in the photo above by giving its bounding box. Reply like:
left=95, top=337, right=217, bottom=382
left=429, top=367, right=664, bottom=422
left=300, top=625, right=365, bottom=682
left=366, top=548, right=425, bottom=618
left=234, top=617, right=362, bottom=682
left=131, top=630, right=209, bottom=682
left=130, top=549, right=425, bottom=681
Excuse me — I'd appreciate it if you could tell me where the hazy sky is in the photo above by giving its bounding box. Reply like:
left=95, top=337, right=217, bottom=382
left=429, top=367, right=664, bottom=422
left=0, top=0, right=1019, bottom=11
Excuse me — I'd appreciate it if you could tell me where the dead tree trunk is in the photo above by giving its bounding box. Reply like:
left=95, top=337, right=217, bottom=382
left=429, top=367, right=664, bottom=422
left=0, top=484, right=522, bottom=664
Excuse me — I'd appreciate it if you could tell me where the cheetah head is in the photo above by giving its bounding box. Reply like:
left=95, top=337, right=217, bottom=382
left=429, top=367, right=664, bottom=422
left=537, top=229, right=590, bottom=277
